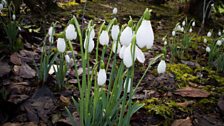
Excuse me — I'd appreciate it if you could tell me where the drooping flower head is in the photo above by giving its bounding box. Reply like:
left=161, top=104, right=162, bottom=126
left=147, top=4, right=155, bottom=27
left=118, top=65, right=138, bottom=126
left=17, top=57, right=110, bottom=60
left=207, top=31, right=212, bottom=37
left=12, top=14, right=16, bottom=20
left=216, top=40, right=222, bottom=46
left=97, top=61, right=106, bottom=86
left=65, top=24, right=77, bottom=40
left=57, top=38, right=66, bottom=53
left=192, top=21, right=195, bottom=27
left=99, top=26, right=109, bottom=46
left=65, top=55, right=71, bottom=64
left=113, top=7, right=118, bottom=15
left=111, top=19, right=120, bottom=41
left=206, top=46, right=211, bottom=53
left=84, top=37, right=95, bottom=53
left=120, top=19, right=133, bottom=46
left=157, top=60, right=166, bottom=74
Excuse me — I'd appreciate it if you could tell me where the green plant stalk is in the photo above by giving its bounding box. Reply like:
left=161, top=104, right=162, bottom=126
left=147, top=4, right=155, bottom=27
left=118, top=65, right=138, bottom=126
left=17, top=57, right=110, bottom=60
left=96, top=22, right=105, bottom=65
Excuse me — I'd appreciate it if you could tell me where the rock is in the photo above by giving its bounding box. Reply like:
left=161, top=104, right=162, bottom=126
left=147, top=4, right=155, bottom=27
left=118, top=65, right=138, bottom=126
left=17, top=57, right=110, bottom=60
left=13, top=63, right=36, bottom=79
left=174, top=87, right=210, bottom=98
left=10, top=53, right=22, bottom=65
left=172, top=117, right=192, bottom=126
left=0, top=61, right=11, bottom=77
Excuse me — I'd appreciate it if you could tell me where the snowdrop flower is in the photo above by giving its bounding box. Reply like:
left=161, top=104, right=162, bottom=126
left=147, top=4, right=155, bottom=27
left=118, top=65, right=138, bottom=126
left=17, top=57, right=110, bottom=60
left=49, top=65, right=58, bottom=75
left=206, top=46, right=211, bottom=52
left=207, top=32, right=212, bottom=37
left=65, top=24, right=77, bottom=40
left=218, top=31, right=222, bottom=36
left=192, top=21, right=195, bottom=27
left=48, top=27, right=54, bottom=37
left=119, top=46, right=126, bottom=59
left=112, top=41, right=121, bottom=54
left=57, top=38, right=66, bottom=53
left=0, top=4, right=3, bottom=11
left=164, top=41, right=167, bottom=45
left=157, top=60, right=166, bottom=74
left=180, top=27, right=184, bottom=32
left=99, top=30, right=109, bottom=46
left=203, top=38, right=207, bottom=43
left=111, top=24, right=120, bottom=41
left=124, top=78, right=131, bottom=93
left=182, top=20, right=186, bottom=26
left=189, top=28, right=192, bottom=33
left=172, top=31, right=176, bottom=36
left=211, top=3, right=214, bottom=7
left=84, top=37, right=95, bottom=53
left=113, top=7, right=118, bottom=15
left=97, top=68, right=107, bottom=86
left=216, top=40, right=222, bottom=46
left=12, top=14, right=16, bottom=20
left=120, top=26, right=133, bottom=46
left=65, top=55, right=71, bottom=64
left=136, top=20, right=154, bottom=49
left=123, top=44, right=145, bottom=68
left=174, top=25, right=181, bottom=31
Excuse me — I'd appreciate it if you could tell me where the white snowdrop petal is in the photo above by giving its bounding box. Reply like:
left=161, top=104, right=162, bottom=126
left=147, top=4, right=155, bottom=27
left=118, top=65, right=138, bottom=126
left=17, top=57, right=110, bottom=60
left=120, top=27, right=133, bottom=46
left=216, top=40, right=222, bottom=46
left=192, top=21, right=195, bottom=27
left=113, top=7, right=118, bottom=14
left=189, top=28, right=192, bottom=33
left=99, top=30, right=109, bottom=46
left=112, top=41, right=121, bottom=54
left=111, top=25, right=120, bottom=41
left=84, top=38, right=95, bottom=53
left=172, top=31, right=176, bottom=36
left=206, top=46, right=211, bottom=52
left=0, top=4, right=3, bottom=10
left=182, top=21, right=186, bottom=26
left=218, top=31, right=222, bottom=36
left=123, top=44, right=136, bottom=68
left=65, top=55, right=70, bottom=64
left=203, top=38, right=207, bottom=43
left=207, top=32, right=212, bottom=37
left=49, top=65, right=58, bottom=75
left=119, top=46, right=126, bottom=59
left=97, top=69, right=107, bottom=86
left=90, top=28, right=95, bottom=39
left=124, top=78, right=131, bottom=93
left=48, top=27, right=54, bottom=37
left=65, top=24, right=77, bottom=40
left=136, top=46, right=145, bottom=63
left=57, top=38, right=66, bottom=53
left=12, top=14, right=16, bottom=20
left=157, top=60, right=166, bottom=74
left=136, top=20, right=154, bottom=49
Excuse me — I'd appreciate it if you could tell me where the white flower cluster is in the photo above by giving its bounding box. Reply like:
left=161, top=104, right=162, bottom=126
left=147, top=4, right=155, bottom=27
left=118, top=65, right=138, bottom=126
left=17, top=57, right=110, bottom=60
left=172, top=19, right=195, bottom=36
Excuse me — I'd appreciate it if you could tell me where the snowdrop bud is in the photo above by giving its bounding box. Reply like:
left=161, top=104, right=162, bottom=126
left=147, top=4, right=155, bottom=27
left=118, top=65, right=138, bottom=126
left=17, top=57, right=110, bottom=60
left=164, top=41, right=167, bottom=45
left=216, top=40, right=222, bottom=46
left=119, top=46, right=126, bottom=59
left=203, top=38, right=207, bottom=43
left=99, top=30, right=109, bottom=46
left=12, top=14, right=16, bottom=20
left=65, top=55, right=70, bottom=64
left=143, top=8, right=151, bottom=20
left=97, top=69, right=107, bottom=86
left=113, top=7, right=118, bottom=15
left=65, top=24, right=77, bottom=40
left=120, top=26, right=133, bottom=46
left=48, top=27, right=54, bottom=37
left=84, top=37, right=95, bottom=53
left=189, top=28, right=192, bottom=33
left=211, top=3, right=214, bottom=7
left=0, top=4, right=3, bottom=10
left=192, top=21, right=195, bottom=27
left=112, top=41, right=121, bottom=54
left=181, top=27, right=184, bottom=32
left=57, top=38, right=66, bottom=53
left=90, top=28, right=95, bottom=39
left=218, top=31, right=222, bottom=36
left=136, top=20, right=154, bottom=49
left=182, top=21, right=186, bottom=26
left=207, top=32, right=212, bottom=37
left=157, top=60, right=166, bottom=74
left=111, top=25, right=120, bottom=41
left=206, top=46, right=211, bottom=53
left=124, top=78, right=131, bottom=93
left=172, top=31, right=176, bottom=36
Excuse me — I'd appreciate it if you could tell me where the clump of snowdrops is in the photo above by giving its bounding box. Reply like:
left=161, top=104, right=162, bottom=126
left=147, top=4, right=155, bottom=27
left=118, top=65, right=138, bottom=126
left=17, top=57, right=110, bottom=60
left=204, top=30, right=224, bottom=72
left=168, top=18, right=195, bottom=61
left=39, top=8, right=166, bottom=125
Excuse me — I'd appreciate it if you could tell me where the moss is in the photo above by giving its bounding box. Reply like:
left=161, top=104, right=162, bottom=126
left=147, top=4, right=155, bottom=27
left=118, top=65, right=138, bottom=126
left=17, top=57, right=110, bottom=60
left=167, top=64, right=198, bottom=86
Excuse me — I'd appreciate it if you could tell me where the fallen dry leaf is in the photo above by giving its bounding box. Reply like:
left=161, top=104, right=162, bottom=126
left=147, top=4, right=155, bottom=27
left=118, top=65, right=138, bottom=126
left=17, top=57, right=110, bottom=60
left=172, top=117, right=192, bottom=126
left=218, top=96, right=224, bottom=114
left=176, top=101, right=194, bottom=107
left=174, top=87, right=210, bottom=98
left=10, top=52, right=22, bottom=65
left=13, top=63, right=36, bottom=78
left=60, top=95, right=70, bottom=106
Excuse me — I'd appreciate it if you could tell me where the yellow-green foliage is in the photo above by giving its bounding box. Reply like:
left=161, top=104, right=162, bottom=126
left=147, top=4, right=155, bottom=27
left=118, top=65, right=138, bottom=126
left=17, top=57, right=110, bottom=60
left=143, top=98, right=188, bottom=119
left=167, top=64, right=198, bottom=83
